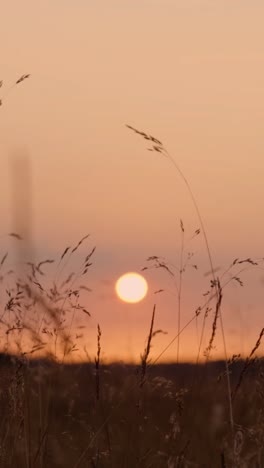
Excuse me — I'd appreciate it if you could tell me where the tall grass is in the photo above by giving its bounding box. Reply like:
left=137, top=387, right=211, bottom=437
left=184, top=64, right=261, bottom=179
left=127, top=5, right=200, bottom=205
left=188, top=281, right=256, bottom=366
left=1, top=81, right=264, bottom=467
left=126, top=124, right=235, bottom=431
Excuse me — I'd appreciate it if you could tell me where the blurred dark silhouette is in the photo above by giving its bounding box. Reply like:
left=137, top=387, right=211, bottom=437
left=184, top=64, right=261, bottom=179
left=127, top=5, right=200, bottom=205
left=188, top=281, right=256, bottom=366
left=10, top=150, right=34, bottom=269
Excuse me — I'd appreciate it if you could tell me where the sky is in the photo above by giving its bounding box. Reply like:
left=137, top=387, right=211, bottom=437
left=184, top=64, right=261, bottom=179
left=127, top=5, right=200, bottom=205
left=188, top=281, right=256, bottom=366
left=0, top=0, right=264, bottom=362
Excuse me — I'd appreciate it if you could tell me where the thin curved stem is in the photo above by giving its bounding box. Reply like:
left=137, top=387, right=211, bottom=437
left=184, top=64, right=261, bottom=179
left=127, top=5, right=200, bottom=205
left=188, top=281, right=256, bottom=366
left=163, top=147, right=234, bottom=433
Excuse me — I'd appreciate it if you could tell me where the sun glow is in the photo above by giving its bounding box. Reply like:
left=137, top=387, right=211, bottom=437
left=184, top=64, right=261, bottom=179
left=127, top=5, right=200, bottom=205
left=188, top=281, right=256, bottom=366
left=115, top=272, right=148, bottom=303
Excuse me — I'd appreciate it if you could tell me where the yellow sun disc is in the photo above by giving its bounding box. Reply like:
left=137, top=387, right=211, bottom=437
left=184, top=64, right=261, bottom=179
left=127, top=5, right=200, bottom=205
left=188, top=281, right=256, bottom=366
left=115, top=272, right=148, bottom=303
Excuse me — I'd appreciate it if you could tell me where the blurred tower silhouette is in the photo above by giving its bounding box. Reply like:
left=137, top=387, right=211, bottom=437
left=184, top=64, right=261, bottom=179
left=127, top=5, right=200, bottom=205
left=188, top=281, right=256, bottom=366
left=10, top=150, right=34, bottom=270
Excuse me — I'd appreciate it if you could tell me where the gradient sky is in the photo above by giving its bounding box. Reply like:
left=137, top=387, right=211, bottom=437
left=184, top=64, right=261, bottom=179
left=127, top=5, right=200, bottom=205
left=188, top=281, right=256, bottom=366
left=1, top=0, right=264, bottom=362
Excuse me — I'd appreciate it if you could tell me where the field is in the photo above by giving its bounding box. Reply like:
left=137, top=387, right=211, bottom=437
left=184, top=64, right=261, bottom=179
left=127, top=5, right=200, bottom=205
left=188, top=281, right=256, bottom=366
left=0, top=352, right=263, bottom=467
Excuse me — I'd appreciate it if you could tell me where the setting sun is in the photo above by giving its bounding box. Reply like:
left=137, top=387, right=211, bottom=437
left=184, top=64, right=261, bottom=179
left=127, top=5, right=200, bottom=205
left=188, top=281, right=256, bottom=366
left=115, top=272, right=148, bottom=303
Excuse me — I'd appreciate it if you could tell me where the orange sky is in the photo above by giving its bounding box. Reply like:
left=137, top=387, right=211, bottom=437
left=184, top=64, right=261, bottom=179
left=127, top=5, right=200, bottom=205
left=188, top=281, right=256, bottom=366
left=0, top=0, right=264, bottom=362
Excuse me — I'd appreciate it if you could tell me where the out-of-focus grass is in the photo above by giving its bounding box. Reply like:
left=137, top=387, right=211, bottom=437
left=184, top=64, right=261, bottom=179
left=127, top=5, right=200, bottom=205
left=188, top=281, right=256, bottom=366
left=0, top=355, right=263, bottom=467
